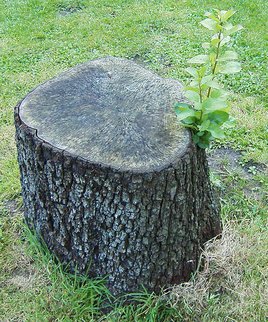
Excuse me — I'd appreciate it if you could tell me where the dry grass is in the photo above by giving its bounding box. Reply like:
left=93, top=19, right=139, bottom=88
left=163, top=222, right=268, bottom=320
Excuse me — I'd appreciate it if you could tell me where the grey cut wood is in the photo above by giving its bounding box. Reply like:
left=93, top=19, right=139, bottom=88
left=15, top=57, right=221, bottom=295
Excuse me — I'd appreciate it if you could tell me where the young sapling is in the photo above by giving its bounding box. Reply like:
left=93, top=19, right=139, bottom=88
left=175, top=9, right=243, bottom=148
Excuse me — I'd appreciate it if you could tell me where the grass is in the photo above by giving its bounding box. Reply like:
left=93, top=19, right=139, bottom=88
left=0, top=0, right=267, bottom=321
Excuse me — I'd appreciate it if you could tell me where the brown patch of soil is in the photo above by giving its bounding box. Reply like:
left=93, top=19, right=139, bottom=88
left=207, top=147, right=266, bottom=178
left=4, top=269, right=35, bottom=290
left=207, top=147, right=267, bottom=201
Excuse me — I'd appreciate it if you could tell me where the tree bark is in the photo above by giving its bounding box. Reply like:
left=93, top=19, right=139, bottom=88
left=15, top=57, right=221, bottom=295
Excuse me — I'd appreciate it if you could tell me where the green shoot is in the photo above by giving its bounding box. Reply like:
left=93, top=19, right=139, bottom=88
left=175, top=9, right=243, bottom=148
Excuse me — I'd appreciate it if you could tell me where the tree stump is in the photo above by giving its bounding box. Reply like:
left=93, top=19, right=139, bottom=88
left=15, top=57, right=221, bottom=295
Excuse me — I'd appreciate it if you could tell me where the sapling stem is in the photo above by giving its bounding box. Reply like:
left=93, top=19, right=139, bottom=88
left=198, top=80, right=203, bottom=103
left=207, top=29, right=222, bottom=98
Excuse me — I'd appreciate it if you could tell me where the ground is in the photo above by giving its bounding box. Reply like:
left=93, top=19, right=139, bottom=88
left=0, top=0, right=267, bottom=321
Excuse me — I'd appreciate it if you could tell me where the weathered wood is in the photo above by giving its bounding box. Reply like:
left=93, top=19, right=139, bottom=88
left=15, top=57, right=221, bottom=295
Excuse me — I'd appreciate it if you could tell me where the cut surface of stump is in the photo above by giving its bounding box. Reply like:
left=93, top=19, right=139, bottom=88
left=19, top=58, right=188, bottom=171
left=15, top=57, right=221, bottom=295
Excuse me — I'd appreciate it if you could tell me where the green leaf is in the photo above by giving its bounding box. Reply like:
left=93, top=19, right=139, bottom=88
left=204, top=12, right=219, bottom=22
left=193, top=102, right=202, bottom=111
left=225, top=24, right=243, bottom=36
left=185, top=67, right=198, bottom=77
left=200, top=75, right=213, bottom=85
left=209, top=52, right=217, bottom=65
left=181, top=123, right=198, bottom=130
left=206, top=80, right=222, bottom=89
left=188, top=54, right=209, bottom=64
left=198, top=66, right=207, bottom=77
left=223, top=116, right=236, bottom=128
left=218, top=61, right=241, bottom=74
left=189, top=80, right=199, bottom=87
left=202, top=98, right=228, bottom=112
left=207, top=111, right=229, bottom=125
left=174, top=103, right=192, bottom=111
left=224, top=22, right=233, bottom=30
left=220, top=36, right=231, bottom=46
left=184, top=90, right=200, bottom=103
left=211, top=37, right=221, bottom=47
left=194, top=132, right=211, bottom=148
left=200, top=18, right=217, bottom=31
left=198, top=119, right=210, bottom=131
left=182, top=115, right=200, bottom=127
left=216, top=23, right=223, bottom=32
left=197, top=141, right=210, bottom=149
left=207, top=123, right=225, bottom=139
left=210, top=89, right=228, bottom=99
left=217, top=50, right=238, bottom=61
left=186, top=111, right=201, bottom=121
left=221, top=9, right=236, bottom=21
left=193, top=134, right=200, bottom=144
left=184, top=86, right=199, bottom=92
left=174, top=103, right=195, bottom=120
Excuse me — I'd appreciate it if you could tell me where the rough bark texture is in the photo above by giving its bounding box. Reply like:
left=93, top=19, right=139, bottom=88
left=15, top=57, right=221, bottom=295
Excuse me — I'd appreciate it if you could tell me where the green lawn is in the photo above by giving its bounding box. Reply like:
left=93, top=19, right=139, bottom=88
left=0, top=0, right=267, bottom=321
